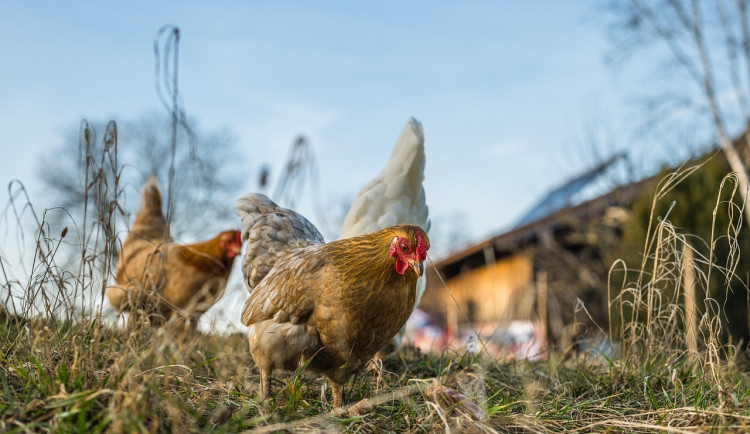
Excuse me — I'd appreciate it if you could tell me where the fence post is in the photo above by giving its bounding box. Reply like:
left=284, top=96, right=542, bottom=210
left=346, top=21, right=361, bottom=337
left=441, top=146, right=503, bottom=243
left=536, top=270, right=548, bottom=357
left=682, top=242, right=698, bottom=368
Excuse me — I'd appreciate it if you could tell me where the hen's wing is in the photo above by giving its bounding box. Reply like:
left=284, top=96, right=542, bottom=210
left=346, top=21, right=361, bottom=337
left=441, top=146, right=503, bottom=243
left=340, top=117, right=430, bottom=238
left=235, top=193, right=324, bottom=292
left=129, top=174, right=169, bottom=242
left=240, top=245, right=324, bottom=326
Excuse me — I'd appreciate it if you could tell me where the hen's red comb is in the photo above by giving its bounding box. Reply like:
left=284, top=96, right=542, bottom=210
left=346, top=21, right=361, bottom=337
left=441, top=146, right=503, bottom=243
left=416, top=231, right=428, bottom=261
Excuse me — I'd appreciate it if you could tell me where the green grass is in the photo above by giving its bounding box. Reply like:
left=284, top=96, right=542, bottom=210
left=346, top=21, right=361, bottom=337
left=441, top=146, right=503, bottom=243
left=1, top=314, right=749, bottom=433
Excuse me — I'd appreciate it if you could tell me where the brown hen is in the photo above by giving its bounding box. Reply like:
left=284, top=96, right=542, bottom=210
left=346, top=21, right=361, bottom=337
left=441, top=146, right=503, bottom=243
left=106, top=175, right=242, bottom=333
left=236, top=193, right=429, bottom=407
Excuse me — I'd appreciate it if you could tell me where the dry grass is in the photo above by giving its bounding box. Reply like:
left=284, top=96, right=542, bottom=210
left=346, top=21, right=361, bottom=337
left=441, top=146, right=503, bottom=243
left=1, top=313, right=749, bottom=433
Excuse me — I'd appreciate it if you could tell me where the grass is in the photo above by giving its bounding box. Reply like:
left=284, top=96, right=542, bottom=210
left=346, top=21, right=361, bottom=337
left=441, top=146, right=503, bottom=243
left=1, top=314, right=749, bottom=432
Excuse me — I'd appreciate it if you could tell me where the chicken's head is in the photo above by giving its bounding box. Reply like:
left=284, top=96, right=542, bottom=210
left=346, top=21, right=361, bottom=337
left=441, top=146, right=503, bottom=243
left=389, top=226, right=429, bottom=277
left=220, top=230, right=243, bottom=258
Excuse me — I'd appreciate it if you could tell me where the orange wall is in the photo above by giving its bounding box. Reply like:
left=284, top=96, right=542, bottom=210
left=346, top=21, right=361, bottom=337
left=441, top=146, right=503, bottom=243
left=422, top=253, right=534, bottom=329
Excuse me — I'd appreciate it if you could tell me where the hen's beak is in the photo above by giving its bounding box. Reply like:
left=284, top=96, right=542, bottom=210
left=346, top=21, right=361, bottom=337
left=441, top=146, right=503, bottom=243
left=229, top=244, right=241, bottom=258
left=409, top=260, right=424, bottom=277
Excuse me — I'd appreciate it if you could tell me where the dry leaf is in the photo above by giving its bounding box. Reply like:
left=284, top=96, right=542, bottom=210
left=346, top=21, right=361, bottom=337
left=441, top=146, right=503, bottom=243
left=425, top=384, right=487, bottom=421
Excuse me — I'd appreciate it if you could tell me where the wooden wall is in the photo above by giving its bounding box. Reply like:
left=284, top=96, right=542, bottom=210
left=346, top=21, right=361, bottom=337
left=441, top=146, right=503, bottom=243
left=422, top=252, right=535, bottom=331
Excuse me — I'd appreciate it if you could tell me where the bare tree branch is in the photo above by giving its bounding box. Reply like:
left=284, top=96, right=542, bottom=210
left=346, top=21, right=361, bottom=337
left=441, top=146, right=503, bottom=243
left=604, top=0, right=750, bottom=225
left=686, top=0, right=750, bottom=215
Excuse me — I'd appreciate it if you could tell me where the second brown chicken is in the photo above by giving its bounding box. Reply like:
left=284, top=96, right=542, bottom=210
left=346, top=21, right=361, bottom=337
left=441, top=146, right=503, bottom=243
left=106, top=175, right=242, bottom=334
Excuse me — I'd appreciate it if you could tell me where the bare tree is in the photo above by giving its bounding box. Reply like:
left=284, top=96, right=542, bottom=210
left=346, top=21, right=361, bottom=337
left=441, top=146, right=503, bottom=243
left=37, top=113, right=245, bottom=241
left=604, top=0, right=750, bottom=223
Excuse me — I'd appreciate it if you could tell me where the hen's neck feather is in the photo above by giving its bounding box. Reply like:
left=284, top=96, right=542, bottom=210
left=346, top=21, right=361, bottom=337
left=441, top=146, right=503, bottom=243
left=173, top=234, right=233, bottom=272
left=323, top=228, right=416, bottom=289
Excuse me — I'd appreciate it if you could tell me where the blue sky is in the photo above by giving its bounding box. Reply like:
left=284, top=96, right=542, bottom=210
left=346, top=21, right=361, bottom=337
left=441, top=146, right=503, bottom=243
left=0, top=1, right=644, bottom=251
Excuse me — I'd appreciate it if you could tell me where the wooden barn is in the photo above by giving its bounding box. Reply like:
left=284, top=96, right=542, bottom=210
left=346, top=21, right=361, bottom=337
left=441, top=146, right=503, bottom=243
left=419, top=155, right=654, bottom=349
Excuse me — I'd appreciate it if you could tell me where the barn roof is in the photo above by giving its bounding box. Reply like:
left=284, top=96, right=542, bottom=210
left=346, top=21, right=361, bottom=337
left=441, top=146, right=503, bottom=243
left=430, top=157, right=653, bottom=280
left=514, top=152, right=629, bottom=228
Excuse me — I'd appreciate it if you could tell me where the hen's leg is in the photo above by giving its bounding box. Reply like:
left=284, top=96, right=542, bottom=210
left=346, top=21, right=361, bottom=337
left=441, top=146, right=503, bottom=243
left=330, top=380, right=344, bottom=408
left=375, top=334, right=400, bottom=360
left=260, top=369, right=271, bottom=399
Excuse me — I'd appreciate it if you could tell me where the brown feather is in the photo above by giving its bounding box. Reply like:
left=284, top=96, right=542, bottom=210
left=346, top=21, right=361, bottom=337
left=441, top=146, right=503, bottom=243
left=130, top=174, right=169, bottom=241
